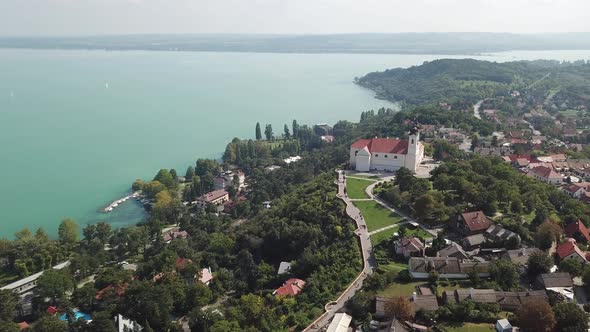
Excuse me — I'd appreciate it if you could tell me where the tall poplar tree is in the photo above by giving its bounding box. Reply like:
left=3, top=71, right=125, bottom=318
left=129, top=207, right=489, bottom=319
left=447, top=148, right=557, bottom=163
left=255, top=122, right=262, bottom=140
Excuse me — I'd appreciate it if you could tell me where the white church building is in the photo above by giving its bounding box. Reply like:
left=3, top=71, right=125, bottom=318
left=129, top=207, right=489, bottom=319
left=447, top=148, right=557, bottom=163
left=349, top=131, right=424, bottom=173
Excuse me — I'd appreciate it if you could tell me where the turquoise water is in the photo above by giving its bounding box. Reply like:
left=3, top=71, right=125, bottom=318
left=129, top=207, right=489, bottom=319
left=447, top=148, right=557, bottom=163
left=1, top=49, right=590, bottom=238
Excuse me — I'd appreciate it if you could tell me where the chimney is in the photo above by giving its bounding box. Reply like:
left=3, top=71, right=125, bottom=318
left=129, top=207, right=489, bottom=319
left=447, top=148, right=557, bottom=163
left=521, top=248, right=526, bottom=256
left=469, top=288, right=474, bottom=299
left=412, top=292, right=417, bottom=302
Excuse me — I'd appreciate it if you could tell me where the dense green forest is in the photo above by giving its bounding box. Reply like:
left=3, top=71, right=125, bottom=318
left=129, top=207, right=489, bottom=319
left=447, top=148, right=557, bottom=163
left=356, top=59, right=590, bottom=108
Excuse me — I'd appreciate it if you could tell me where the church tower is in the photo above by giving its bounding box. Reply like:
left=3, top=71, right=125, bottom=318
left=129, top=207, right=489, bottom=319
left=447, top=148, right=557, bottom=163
left=408, top=127, right=420, bottom=156
left=404, top=127, right=422, bottom=172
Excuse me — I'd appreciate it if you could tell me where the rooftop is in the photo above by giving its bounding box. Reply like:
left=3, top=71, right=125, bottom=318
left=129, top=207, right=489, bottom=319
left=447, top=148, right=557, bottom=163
left=460, top=211, right=492, bottom=232
left=351, top=137, right=410, bottom=155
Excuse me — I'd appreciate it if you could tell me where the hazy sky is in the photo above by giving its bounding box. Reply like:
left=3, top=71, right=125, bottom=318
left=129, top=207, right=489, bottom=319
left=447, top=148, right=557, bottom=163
left=1, top=0, right=589, bottom=36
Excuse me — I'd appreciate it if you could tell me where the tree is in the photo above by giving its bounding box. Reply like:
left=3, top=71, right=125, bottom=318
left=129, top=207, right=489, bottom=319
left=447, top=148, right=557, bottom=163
left=527, top=251, right=553, bottom=277
left=58, top=218, right=78, bottom=244
left=95, top=221, right=113, bottom=244
left=154, top=169, right=176, bottom=189
left=560, top=259, right=583, bottom=277
left=535, top=221, right=563, bottom=250
left=0, top=289, right=19, bottom=322
left=35, top=228, right=49, bottom=242
left=255, top=122, right=262, bottom=140
left=384, top=296, right=415, bottom=321
left=185, top=166, right=195, bottom=181
left=292, top=119, right=299, bottom=139
left=553, top=302, right=589, bottom=332
left=0, top=321, right=18, bottom=332
left=33, top=315, right=68, bottom=332
left=284, top=124, right=291, bottom=140
left=14, top=228, right=32, bottom=242
left=264, top=124, right=273, bottom=141
left=37, top=269, right=74, bottom=304
left=491, top=135, right=498, bottom=147
left=470, top=134, right=479, bottom=151
left=489, top=259, right=520, bottom=290
left=517, top=298, right=555, bottom=332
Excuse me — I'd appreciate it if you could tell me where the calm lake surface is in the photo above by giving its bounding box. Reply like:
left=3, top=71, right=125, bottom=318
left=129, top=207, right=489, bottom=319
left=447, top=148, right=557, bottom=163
left=1, top=49, right=590, bottom=238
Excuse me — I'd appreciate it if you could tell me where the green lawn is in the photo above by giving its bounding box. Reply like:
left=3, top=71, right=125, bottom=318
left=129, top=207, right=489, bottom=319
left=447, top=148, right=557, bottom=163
left=439, top=323, right=495, bottom=332
left=402, top=227, right=431, bottom=240
left=378, top=261, right=408, bottom=274
left=346, top=177, right=375, bottom=199
left=371, top=226, right=398, bottom=244
left=354, top=201, right=403, bottom=232
left=378, top=281, right=423, bottom=297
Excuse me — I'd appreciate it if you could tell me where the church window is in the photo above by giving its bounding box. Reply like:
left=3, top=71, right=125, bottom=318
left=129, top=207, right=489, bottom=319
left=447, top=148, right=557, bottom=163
left=375, top=154, right=379, bottom=157
left=384, top=154, right=388, bottom=158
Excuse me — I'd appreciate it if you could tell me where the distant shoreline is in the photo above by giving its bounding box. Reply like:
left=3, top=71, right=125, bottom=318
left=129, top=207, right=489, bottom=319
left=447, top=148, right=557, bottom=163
left=3, top=32, right=590, bottom=56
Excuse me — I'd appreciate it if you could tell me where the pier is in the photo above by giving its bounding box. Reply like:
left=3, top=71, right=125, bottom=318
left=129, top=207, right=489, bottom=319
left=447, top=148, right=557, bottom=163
left=102, top=191, right=141, bottom=213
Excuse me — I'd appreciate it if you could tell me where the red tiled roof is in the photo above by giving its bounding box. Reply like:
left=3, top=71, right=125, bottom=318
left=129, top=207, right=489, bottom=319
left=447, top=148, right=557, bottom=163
left=530, top=166, right=561, bottom=179
left=46, top=306, right=58, bottom=314
left=565, top=220, right=590, bottom=242
left=351, top=138, right=410, bottom=154
left=198, top=189, right=229, bottom=203
left=556, top=239, right=586, bottom=260
left=176, top=258, right=193, bottom=270
left=275, top=278, right=305, bottom=296
left=564, top=184, right=583, bottom=194
left=96, top=283, right=128, bottom=300
left=460, top=211, right=492, bottom=232
left=399, top=237, right=425, bottom=251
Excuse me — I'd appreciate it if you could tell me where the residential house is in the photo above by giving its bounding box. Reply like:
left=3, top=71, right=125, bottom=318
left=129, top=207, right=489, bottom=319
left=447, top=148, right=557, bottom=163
left=496, top=319, right=513, bottom=332
left=0, top=261, right=70, bottom=316
left=443, top=288, right=547, bottom=311
left=556, top=239, right=587, bottom=264
left=195, top=189, right=229, bottom=209
left=485, top=225, right=520, bottom=245
left=326, top=313, right=352, bottom=332
left=529, top=166, right=563, bottom=185
left=463, top=234, right=486, bottom=250
left=115, top=314, right=143, bottom=332
left=565, top=220, right=590, bottom=243
left=456, top=211, right=492, bottom=236
left=395, top=237, right=425, bottom=259
left=437, top=243, right=469, bottom=260
left=199, top=267, right=214, bottom=285
left=277, top=262, right=291, bottom=275
left=162, top=227, right=189, bottom=243
left=274, top=278, right=305, bottom=296
left=563, top=183, right=587, bottom=199
left=408, top=257, right=490, bottom=279
left=349, top=130, right=424, bottom=173
left=536, top=272, right=575, bottom=301
left=502, top=248, right=542, bottom=266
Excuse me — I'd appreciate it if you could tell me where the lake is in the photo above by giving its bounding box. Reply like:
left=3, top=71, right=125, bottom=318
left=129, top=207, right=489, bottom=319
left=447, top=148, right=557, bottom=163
left=1, top=49, right=590, bottom=238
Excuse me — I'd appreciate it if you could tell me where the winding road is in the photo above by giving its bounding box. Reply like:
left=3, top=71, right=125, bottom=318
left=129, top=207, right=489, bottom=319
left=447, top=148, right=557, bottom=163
left=302, top=170, right=377, bottom=332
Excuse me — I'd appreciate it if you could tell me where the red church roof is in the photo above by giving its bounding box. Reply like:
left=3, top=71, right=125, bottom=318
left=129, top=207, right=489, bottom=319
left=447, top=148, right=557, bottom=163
left=565, top=220, right=590, bottom=242
left=351, top=138, right=410, bottom=154
left=274, top=278, right=305, bottom=296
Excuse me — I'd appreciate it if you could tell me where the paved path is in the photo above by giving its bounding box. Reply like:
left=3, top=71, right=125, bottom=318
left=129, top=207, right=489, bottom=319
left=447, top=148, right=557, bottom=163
left=303, top=170, right=376, bottom=332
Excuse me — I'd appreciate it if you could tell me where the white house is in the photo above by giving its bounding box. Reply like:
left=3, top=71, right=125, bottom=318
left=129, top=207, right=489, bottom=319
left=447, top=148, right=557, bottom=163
left=350, top=130, right=424, bottom=173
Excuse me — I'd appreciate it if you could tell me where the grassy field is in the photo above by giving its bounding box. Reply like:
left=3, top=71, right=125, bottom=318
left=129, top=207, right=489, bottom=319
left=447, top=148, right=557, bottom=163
left=378, top=281, right=424, bottom=297
left=401, top=227, right=431, bottom=239
left=371, top=226, right=398, bottom=244
left=439, top=323, right=495, bottom=332
left=378, top=261, right=408, bottom=274
left=353, top=200, right=403, bottom=232
left=346, top=177, right=375, bottom=199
